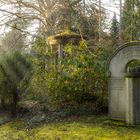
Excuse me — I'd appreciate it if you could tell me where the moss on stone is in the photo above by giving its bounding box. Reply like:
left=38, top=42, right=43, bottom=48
left=48, top=30, right=87, bottom=46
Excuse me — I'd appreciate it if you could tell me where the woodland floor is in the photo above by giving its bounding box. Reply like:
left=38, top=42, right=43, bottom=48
left=0, top=114, right=140, bottom=140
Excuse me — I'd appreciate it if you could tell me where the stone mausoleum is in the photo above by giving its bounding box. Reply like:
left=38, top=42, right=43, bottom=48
left=107, top=42, right=140, bottom=124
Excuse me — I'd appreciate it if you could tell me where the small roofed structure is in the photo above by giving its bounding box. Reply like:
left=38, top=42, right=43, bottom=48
left=48, top=31, right=88, bottom=57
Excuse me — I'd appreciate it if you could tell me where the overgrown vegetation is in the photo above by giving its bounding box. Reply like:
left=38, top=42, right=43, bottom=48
left=29, top=38, right=109, bottom=112
left=0, top=0, right=139, bottom=139
left=0, top=37, right=111, bottom=117
left=0, top=52, right=32, bottom=116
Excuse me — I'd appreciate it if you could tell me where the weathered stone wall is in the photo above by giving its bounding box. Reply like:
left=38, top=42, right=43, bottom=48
left=108, top=77, right=125, bottom=119
left=108, top=42, right=140, bottom=120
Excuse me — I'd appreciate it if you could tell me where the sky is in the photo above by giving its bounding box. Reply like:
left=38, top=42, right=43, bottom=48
left=0, top=0, right=122, bottom=35
left=102, top=0, right=121, bottom=19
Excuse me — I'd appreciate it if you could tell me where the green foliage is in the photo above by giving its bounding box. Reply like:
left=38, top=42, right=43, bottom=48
left=29, top=38, right=49, bottom=101
left=110, top=13, right=119, bottom=46
left=31, top=38, right=108, bottom=112
left=121, top=0, right=140, bottom=42
left=126, top=60, right=140, bottom=73
left=0, top=51, right=32, bottom=116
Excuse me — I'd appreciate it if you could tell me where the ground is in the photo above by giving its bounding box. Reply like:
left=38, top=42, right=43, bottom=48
left=0, top=115, right=140, bottom=140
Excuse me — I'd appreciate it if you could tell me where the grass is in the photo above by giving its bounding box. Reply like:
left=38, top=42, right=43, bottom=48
left=0, top=115, right=140, bottom=140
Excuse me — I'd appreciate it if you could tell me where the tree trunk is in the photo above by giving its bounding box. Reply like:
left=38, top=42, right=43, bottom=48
left=11, top=89, right=18, bottom=117
left=1, top=97, right=5, bottom=110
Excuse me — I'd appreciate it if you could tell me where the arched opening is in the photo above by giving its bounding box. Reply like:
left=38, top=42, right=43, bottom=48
left=125, top=60, right=140, bottom=124
left=125, top=60, right=140, bottom=73
left=107, top=42, right=140, bottom=123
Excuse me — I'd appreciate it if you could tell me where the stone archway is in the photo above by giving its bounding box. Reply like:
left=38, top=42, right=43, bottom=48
left=107, top=42, right=140, bottom=122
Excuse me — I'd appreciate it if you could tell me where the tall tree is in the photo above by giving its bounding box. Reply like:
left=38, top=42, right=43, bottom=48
left=110, top=13, right=119, bottom=46
left=0, top=0, right=83, bottom=36
left=0, top=0, right=103, bottom=40
left=0, top=52, right=32, bottom=116
left=121, top=0, right=140, bottom=42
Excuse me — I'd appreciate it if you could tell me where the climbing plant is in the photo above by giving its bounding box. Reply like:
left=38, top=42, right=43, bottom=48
left=30, top=38, right=108, bottom=112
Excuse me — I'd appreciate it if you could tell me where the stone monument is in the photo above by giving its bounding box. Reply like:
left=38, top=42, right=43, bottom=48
left=107, top=42, right=140, bottom=124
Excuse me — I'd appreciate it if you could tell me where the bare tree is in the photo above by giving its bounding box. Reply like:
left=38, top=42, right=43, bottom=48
left=0, top=0, right=105, bottom=46
left=0, top=0, right=84, bottom=35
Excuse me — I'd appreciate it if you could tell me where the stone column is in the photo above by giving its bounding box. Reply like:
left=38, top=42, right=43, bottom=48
left=125, top=67, right=140, bottom=125
left=125, top=77, right=135, bottom=124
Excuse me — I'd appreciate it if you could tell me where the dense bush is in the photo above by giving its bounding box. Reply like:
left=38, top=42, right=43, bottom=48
left=0, top=37, right=111, bottom=115
left=0, top=51, right=32, bottom=116
left=30, top=38, right=109, bottom=112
